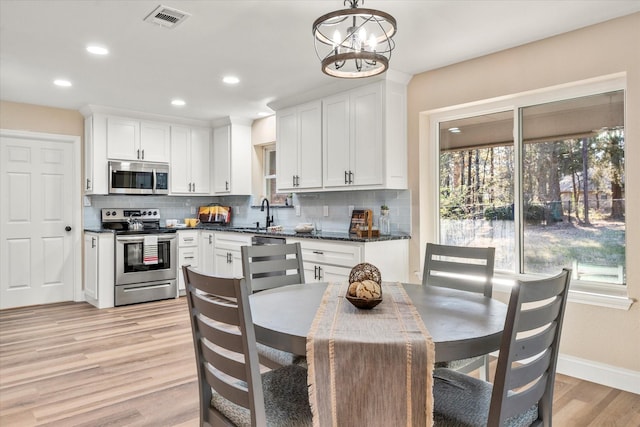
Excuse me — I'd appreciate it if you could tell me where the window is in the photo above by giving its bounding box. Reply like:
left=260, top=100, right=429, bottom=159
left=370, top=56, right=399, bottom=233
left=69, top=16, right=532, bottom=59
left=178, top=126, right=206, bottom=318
left=436, top=87, right=625, bottom=286
left=263, top=144, right=287, bottom=205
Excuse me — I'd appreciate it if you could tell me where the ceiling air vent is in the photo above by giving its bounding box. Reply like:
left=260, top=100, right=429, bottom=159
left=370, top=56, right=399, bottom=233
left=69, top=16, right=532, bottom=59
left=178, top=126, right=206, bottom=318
left=143, top=5, right=191, bottom=29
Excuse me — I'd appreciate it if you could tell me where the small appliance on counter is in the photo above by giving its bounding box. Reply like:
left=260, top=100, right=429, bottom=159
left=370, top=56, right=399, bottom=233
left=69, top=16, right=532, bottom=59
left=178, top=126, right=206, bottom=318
left=198, top=205, right=232, bottom=225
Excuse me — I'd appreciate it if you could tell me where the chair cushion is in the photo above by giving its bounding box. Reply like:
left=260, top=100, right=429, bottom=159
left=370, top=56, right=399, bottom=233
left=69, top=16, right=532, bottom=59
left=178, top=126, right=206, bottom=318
left=435, top=356, right=482, bottom=371
left=211, top=364, right=312, bottom=427
left=433, top=368, right=538, bottom=427
left=257, top=342, right=307, bottom=367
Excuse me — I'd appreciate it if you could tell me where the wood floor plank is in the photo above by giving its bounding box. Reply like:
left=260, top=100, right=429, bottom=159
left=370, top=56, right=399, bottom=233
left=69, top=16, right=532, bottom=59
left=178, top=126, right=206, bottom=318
left=1, top=297, right=637, bottom=426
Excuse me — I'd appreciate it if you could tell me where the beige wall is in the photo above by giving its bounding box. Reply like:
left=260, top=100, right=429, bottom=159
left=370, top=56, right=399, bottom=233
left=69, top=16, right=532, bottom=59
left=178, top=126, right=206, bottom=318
left=0, top=101, right=83, bottom=136
left=407, top=13, right=640, bottom=371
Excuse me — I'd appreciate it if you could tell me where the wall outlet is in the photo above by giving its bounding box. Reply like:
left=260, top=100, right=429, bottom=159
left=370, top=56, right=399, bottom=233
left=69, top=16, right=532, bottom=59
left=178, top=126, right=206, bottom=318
left=348, top=205, right=354, bottom=214
left=190, top=206, right=196, bottom=214
left=83, top=196, right=91, bottom=207
left=323, top=205, right=329, bottom=217
left=296, top=205, right=301, bottom=216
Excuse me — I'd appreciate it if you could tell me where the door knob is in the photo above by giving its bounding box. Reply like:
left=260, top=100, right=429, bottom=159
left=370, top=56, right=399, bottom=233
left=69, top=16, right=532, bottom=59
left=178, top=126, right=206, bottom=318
left=65, top=226, right=72, bottom=232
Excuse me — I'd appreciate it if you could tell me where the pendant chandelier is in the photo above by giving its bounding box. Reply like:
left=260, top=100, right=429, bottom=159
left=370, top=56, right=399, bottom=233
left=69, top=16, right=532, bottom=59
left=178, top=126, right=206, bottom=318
left=312, top=0, right=397, bottom=78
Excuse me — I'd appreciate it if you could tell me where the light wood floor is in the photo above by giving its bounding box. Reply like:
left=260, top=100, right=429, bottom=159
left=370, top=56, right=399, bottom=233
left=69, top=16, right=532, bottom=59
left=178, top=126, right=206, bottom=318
left=1, top=298, right=638, bottom=426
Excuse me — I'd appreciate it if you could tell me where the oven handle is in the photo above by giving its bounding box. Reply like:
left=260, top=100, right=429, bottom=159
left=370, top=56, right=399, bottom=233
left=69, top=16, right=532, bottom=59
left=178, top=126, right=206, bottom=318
left=123, top=283, right=172, bottom=292
left=116, top=234, right=177, bottom=243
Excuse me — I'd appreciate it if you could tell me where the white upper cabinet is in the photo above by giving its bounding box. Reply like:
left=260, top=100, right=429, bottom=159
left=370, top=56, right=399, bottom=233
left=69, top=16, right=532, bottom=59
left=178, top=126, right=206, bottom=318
left=81, top=106, right=212, bottom=195
left=276, top=100, right=323, bottom=192
left=106, top=116, right=170, bottom=162
left=212, top=120, right=252, bottom=195
left=323, top=80, right=407, bottom=190
left=170, top=125, right=211, bottom=195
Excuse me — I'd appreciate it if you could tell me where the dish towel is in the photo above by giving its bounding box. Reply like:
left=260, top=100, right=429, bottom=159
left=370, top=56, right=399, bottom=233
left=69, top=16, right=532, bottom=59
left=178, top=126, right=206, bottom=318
left=143, top=235, right=158, bottom=265
left=307, top=282, right=435, bottom=427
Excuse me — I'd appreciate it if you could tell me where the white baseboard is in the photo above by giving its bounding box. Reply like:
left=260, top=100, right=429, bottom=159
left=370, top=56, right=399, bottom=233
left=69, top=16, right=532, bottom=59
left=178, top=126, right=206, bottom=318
left=556, top=354, right=640, bottom=395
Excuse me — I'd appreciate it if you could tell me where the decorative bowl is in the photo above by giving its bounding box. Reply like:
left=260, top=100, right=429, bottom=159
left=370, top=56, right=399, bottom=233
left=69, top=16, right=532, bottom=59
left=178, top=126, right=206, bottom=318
left=345, top=289, right=383, bottom=309
left=294, top=223, right=314, bottom=233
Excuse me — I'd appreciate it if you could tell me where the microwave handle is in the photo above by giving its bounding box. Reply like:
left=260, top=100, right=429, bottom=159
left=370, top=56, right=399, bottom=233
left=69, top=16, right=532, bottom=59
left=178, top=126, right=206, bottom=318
left=152, top=168, right=157, bottom=192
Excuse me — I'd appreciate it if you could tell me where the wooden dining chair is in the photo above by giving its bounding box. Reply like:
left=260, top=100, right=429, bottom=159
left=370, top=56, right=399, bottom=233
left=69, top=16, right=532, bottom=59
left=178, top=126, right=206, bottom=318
left=423, top=243, right=496, bottom=379
left=182, top=266, right=312, bottom=427
left=241, top=242, right=305, bottom=293
left=432, top=268, right=572, bottom=427
left=241, top=242, right=306, bottom=368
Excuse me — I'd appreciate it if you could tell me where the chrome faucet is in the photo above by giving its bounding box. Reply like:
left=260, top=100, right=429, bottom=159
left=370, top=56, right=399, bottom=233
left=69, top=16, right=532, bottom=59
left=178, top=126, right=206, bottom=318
left=260, top=198, right=273, bottom=228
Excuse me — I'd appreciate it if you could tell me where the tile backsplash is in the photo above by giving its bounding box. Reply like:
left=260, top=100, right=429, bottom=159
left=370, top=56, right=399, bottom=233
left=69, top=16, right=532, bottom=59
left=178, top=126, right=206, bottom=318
left=84, top=189, right=411, bottom=235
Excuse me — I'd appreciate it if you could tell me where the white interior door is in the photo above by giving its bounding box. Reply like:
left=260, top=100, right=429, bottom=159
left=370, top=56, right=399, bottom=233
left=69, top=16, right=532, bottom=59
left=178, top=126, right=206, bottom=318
left=1, top=132, right=77, bottom=308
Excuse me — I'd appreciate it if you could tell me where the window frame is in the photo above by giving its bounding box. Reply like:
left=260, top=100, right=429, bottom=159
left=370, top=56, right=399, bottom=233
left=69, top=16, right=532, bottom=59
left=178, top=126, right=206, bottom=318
left=425, top=73, right=631, bottom=309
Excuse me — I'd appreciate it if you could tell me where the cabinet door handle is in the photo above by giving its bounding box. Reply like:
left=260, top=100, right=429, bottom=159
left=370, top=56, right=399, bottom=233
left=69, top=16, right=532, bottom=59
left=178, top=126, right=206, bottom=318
left=227, top=252, right=232, bottom=263
left=318, top=266, right=323, bottom=280
left=86, top=179, right=91, bottom=190
left=208, top=235, right=212, bottom=244
left=225, top=181, right=229, bottom=191
left=184, top=256, right=195, bottom=260
left=349, top=171, right=354, bottom=184
left=314, top=265, right=318, bottom=280
left=344, top=170, right=348, bottom=184
left=296, top=175, right=300, bottom=187
left=141, top=149, right=145, bottom=160
left=91, top=237, right=96, bottom=248
left=137, top=149, right=141, bottom=159
left=312, top=251, right=324, bottom=255
left=192, top=182, right=195, bottom=192
left=184, top=237, right=194, bottom=242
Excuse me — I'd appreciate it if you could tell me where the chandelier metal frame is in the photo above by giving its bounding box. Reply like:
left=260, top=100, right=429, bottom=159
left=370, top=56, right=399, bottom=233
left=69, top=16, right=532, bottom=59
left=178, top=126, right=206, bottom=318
left=312, top=0, right=397, bottom=78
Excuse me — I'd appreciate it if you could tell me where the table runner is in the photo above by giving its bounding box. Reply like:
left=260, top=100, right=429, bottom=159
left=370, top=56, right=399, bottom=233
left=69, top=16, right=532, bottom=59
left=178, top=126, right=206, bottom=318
left=307, top=282, right=435, bottom=427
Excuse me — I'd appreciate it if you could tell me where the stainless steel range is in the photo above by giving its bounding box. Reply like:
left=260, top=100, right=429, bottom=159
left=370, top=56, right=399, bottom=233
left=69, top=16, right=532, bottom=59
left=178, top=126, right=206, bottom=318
left=101, top=208, right=177, bottom=306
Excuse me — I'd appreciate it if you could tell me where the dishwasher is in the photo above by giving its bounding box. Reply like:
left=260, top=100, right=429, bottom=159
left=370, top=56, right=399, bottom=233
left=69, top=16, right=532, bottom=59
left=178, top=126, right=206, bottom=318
left=251, top=235, right=286, bottom=278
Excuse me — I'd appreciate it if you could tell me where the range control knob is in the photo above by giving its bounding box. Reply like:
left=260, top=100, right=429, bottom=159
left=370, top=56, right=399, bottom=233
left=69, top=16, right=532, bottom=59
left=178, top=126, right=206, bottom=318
left=152, top=210, right=158, bottom=216
left=105, top=211, right=111, bottom=216
left=142, top=211, right=147, bottom=216
left=111, top=211, right=117, bottom=216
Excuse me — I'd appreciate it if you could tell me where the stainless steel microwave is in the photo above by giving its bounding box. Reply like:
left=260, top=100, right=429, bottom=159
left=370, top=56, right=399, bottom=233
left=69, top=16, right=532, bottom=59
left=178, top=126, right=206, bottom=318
left=109, top=161, right=170, bottom=195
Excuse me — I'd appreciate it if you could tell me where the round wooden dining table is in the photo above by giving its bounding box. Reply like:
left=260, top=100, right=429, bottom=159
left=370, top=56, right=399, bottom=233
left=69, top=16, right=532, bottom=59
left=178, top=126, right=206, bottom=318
left=249, top=282, right=508, bottom=363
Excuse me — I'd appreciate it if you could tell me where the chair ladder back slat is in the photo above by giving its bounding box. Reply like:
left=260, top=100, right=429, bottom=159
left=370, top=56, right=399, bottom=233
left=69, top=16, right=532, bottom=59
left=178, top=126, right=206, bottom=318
left=251, top=274, right=305, bottom=292
left=183, top=266, right=238, bottom=299
left=192, top=292, right=241, bottom=328
left=512, top=322, right=558, bottom=361
left=502, top=372, right=549, bottom=421
left=518, top=298, right=563, bottom=331
left=249, top=257, right=303, bottom=276
left=204, top=364, right=251, bottom=409
left=197, top=316, right=244, bottom=354
left=200, top=336, right=248, bottom=381
left=245, top=243, right=300, bottom=258
left=508, top=348, right=552, bottom=390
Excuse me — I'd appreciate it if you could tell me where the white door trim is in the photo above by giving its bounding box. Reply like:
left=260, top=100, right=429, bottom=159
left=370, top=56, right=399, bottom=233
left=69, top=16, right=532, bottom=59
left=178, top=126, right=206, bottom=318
left=0, top=128, right=83, bottom=303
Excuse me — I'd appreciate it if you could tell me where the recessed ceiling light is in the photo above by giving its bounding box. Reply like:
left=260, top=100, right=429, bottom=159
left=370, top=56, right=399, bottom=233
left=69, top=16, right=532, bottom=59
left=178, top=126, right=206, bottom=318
left=54, top=79, right=72, bottom=87
left=86, top=45, right=109, bottom=55
left=257, top=112, right=271, bottom=117
left=448, top=127, right=461, bottom=133
left=171, top=99, right=186, bottom=106
left=223, top=75, right=240, bottom=85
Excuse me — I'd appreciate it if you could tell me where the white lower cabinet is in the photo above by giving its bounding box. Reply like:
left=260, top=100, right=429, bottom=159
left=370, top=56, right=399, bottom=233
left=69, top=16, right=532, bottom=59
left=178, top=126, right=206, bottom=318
left=83, top=232, right=114, bottom=308
left=178, top=230, right=199, bottom=294
left=288, top=237, right=409, bottom=284
left=200, top=231, right=216, bottom=275
left=214, top=233, right=252, bottom=278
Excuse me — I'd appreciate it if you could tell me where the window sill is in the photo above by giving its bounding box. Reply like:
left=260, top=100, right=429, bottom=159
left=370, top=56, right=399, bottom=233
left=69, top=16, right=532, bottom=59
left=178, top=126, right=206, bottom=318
left=493, top=273, right=634, bottom=310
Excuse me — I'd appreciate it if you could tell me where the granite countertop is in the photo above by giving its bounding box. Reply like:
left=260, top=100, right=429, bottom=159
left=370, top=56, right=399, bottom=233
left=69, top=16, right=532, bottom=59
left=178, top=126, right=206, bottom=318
left=84, top=225, right=410, bottom=242
left=194, top=224, right=410, bottom=242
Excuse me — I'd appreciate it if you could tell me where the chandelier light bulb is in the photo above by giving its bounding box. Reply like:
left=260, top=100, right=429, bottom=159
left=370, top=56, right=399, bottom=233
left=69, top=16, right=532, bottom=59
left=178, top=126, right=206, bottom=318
left=333, top=30, right=342, bottom=49
left=368, top=34, right=377, bottom=51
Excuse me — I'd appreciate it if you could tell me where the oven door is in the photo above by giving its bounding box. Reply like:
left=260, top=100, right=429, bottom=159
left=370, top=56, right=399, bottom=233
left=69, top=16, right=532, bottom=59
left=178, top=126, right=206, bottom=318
left=115, top=234, right=177, bottom=285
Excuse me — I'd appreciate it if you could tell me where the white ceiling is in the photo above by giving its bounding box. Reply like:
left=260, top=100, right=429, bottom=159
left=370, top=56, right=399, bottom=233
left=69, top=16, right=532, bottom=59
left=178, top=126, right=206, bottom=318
left=1, top=1, right=639, bottom=123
